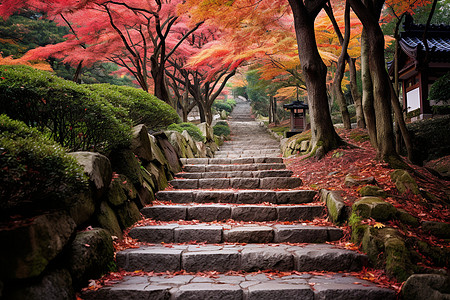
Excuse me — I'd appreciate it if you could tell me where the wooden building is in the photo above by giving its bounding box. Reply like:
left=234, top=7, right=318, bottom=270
left=390, top=15, right=450, bottom=121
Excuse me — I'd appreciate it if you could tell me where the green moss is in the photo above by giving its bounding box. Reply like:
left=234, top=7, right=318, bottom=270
left=359, top=185, right=387, bottom=198
left=385, top=237, right=413, bottom=282
left=349, top=130, right=370, bottom=142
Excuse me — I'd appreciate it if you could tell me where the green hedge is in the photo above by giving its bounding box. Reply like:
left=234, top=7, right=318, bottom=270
left=86, top=84, right=180, bottom=130
left=168, top=122, right=205, bottom=142
left=0, top=65, right=131, bottom=153
left=213, top=101, right=233, bottom=113
left=0, top=114, right=88, bottom=217
left=429, top=72, right=450, bottom=103
left=213, top=122, right=231, bottom=137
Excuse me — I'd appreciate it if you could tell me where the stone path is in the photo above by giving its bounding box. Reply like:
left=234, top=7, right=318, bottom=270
left=83, top=99, right=395, bottom=299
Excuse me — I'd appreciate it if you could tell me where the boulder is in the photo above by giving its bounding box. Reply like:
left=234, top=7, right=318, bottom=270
left=361, top=227, right=412, bottom=281
left=197, top=122, right=214, bottom=141
left=300, top=140, right=309, bottom=152
left=353, top=197, right=396, bottom=221
left=390, top=169, right=420, bottom=195
left=0, top=212, right=76, bottom=279
left=148, top=134, right=169, bottom=167
left=116, top=201, right=142, bottom=229
left=425, top=155, right=450, bottom=180
left=196, top=141, right=207, bottom=158
left=395, top=209, right=420, bottom=227
left=96, top=201, right=122, bottom=239
left=146, top=162, right=169, bottom=191
left=320, top=190, right=347, bottom=224
left=109, top=149, right=143, bottom=187
left=169, top=131, right=195, bottom=158
left=220, top=110, right=228, bottom=120
left=106, top=179, right=128, bottom=207
left=68, top=228, right=114, bottom=287
left=67, top=191, right=96, bottom=227
left=359, top=185, right=387, bottom=198
left=344, top=174, right=376, bottom=187
left=206, top=141, right=219, bottom=153
left=182, top=130, right=199, bottom=157
left=154, top=132, right=182, bottom=174
left=141, top=167, right=157, bottom=191
left=422, top=221, right=450, bottom=239
left=131, top=124, right=153, bottom=163
left=4, top=269, right=74, bottom=300
left=69, top=152, right=112, bottom=199
left=137, top=181, right=155, bottom=207
left=401, top=274, right=450, bottom=300
left=117, top=174, right=138, bottom=200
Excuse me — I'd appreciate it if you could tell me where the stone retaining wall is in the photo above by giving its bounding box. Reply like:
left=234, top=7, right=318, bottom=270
left=0, top=123, right=218, bottom=299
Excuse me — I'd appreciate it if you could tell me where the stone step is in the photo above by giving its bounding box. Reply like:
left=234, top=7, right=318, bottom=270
left=180, top=157, right=283, bottom=165
left=177, top=170, right=293, bottom=179
left=129, top=224, right=343, bottom=244
left=169, top=177, right=302, bottom=189
left=142, top=204, right=325, bottom=222
left=215, top=149, right=280, bottom=155
left=82, top=273, right=395, bottom=300
left=155, top=189, right=317, bottom=204
left=214, top=154, right=280, bottom=159
left=183, top=163, right=286, bottom=172
left=115, top=244, right=368, bottom=273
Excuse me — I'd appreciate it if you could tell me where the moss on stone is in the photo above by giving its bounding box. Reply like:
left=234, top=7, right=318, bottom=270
left=385, top=237, right=413, bottom=282
left=390, top=169, right=420, bottom=195
left=353, top=197, right=396, bottom=221
left=359, top=185, right=387, bottom=198
left=395, top=209, right=420, bottom=227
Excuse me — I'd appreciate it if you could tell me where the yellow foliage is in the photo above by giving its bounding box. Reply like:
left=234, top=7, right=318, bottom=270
left=0, top=55, right=53, bottom=71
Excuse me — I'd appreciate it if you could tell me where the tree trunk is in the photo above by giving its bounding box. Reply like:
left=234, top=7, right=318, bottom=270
left=349, top=57, right=365, bottom=128
left=151, top=57, right=170, bottom=103
left=390, top=83, right=415, bottom=162
left=273, top=96, right=278, bottom=125
left=288, top=0, right=341, bottom=158
left=197, top=101, right=206, bottom=123
left=269, top=95, right=273, bottom=124
left=331, top=2, right=351, bottom=130
left=73, top=61, right=83, bottom=83
left=360, top=7, right=397, bottom=160
left=360, top=29, right=377, bottom=147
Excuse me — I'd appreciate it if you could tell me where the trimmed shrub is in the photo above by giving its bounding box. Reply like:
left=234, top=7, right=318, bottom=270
left=227, top=99, right=237, bottom=107
left=429, top=72, right=450, bottom=103
left=213, top=101, right=233, bottom=113
left=87, top=84, right=180, bottom=130
left=213, top=123, right=231, bottom=137
left=0, top=114, right=88, bottom=217
left=0, top=65, right=131, bottom=153
left=168, top=122, right=205, bottom=142
left=406, top=115, right=450, bottom=162
left=215, top=121, right=229, bottom=127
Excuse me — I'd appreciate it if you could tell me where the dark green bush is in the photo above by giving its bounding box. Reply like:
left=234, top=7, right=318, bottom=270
left=215, top=121, right=229, bottom=127
left=213, top=123, right=231, bottom=137
left=406, top=115, right=450, bottom=162
left=0, top=65, right=131, bottom=153
left=168, top=122, right=205, bottom=142
left=226, top=99, right=237, bottom=107
left=429, top=72, right=450, bottom=103
left=213, top=101, right=233, bottom=113
left=87, top=84, right=180, bottom=130
left=0, top=114, right=88, bottom=217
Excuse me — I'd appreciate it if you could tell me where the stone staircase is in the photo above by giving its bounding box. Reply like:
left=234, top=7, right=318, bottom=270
left=83, top=99, right=395, bottom=299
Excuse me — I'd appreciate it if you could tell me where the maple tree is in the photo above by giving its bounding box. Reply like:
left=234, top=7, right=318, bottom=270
left=0, top=0, right=203, bottom=106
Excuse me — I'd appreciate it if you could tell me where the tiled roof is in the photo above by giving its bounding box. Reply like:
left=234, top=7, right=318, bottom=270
left=399, top=15, right=450, bottom=62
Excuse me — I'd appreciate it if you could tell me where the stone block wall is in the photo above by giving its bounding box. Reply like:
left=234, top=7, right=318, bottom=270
left=0, top=124, right=218, bottom=299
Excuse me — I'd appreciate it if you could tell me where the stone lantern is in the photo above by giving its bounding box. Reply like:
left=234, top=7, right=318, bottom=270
left=283, top=100, right=308, bottom=138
